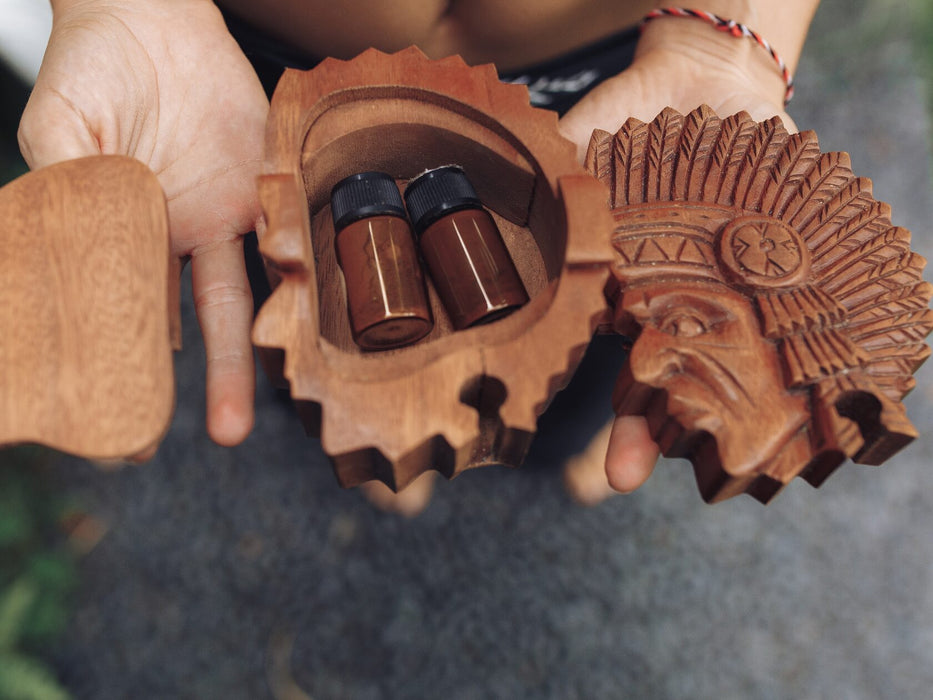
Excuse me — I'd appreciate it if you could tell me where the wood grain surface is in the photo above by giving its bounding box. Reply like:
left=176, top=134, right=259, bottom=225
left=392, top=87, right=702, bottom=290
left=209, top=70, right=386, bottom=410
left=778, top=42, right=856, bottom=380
left=0, top=155, right=176, bottom=460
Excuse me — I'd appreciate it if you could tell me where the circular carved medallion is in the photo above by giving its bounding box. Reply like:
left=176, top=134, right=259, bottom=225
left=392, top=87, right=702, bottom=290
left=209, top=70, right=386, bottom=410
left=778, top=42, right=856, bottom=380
left=718, top=216, right=811, bottom=290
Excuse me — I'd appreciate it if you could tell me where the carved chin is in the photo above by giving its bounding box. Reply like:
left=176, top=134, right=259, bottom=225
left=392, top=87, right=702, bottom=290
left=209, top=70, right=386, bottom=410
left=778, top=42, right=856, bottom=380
left=664, top=394, right=803, bottom=477
left=715, top=428, right=792, bottom=477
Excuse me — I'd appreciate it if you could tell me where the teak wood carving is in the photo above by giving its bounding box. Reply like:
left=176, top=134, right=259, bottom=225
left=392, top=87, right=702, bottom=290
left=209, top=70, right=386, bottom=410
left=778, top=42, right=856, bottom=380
left=588, top=109, right=933, bottom=502
left=2, top=48, right=929, bottom=504
left=0, top=156, right=177, bottom=460
left=253, top=48, right=932, bottom=501
left=252, top=47, right=616, bottom=491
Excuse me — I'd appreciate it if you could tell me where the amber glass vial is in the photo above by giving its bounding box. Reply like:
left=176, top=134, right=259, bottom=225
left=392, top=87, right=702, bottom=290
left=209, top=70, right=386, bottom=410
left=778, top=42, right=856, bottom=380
left=330, top=171, right=433, bottom=350
left=403, top=166, right=529, bottom=329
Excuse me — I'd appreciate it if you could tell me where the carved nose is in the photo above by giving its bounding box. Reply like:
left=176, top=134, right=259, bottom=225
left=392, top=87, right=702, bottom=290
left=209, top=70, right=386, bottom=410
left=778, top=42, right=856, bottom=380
left=628, top=330, right=683, bottom=385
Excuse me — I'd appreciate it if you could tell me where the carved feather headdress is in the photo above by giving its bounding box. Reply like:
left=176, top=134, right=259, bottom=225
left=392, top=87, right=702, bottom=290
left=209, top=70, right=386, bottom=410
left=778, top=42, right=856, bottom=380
left=587, top=106, right=933, bottom=498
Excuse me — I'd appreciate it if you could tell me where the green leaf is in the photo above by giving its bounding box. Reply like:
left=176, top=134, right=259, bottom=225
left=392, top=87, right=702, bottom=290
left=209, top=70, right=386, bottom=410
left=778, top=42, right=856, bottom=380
left=0, top=580, right=38, bottom=651
left=0, top=650, right=71, bottom=700
left=0, top=498, right=32, bottom=549
left=25, top=556, right=75, bottom=595
left=18, top=601, right=70, bottom=649
left=18, top=554, right=76, bottom=646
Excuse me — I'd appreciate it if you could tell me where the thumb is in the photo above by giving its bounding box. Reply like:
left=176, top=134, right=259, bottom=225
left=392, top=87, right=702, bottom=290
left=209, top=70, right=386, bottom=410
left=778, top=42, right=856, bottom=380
left=604, top=415, right=660, bottom=494
left=18, top=89, right=103, bottom=170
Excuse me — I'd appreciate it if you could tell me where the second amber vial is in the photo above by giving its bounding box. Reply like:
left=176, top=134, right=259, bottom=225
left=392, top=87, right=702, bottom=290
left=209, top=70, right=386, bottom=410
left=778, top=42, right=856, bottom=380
left=404, top=166, right=529, bottom=329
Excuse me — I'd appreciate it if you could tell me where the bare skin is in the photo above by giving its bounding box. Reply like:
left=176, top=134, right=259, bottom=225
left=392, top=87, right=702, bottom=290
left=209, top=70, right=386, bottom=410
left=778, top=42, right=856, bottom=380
left=19, top=0, right=819, bottom=509
left=218, top=0, right=659, bottom=69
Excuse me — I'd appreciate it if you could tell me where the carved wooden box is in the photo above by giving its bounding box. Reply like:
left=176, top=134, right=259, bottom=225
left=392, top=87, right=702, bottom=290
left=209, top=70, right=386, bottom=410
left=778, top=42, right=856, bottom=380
left=252, top=48, right=615, bottom=492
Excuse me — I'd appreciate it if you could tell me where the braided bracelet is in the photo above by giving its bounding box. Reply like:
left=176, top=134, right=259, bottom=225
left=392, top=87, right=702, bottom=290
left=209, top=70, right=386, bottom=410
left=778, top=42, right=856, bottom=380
left=640, top=7, right=795, bottom=104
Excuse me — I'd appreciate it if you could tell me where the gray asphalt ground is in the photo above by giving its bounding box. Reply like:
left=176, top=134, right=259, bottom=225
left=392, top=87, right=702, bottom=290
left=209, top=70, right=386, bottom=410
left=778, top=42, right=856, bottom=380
left=19, top=0, right=933, bottom=697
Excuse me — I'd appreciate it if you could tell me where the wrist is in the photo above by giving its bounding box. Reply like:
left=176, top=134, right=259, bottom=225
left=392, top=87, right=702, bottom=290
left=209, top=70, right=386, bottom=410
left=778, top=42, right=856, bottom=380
left=636, top=12, right=788, bottom=107
left=641, top=2, right=818, bottom=71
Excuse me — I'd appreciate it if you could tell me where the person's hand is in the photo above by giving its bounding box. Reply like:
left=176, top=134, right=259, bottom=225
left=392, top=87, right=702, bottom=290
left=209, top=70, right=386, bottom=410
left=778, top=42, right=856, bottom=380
left=19, top=0, right=269, bottom=446
left=559, top=17, right=797, bottom=495
left=560, top=16, right=796, bottom=159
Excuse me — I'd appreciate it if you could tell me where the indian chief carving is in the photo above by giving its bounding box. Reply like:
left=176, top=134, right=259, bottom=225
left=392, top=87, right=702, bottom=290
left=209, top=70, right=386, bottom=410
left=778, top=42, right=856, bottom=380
left=587, top=106, right=933, bottom=503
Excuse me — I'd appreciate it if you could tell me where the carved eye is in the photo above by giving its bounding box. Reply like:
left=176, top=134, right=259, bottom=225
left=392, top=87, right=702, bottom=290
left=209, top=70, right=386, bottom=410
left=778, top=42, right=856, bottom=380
left=657, top=312, right=709, bottom=338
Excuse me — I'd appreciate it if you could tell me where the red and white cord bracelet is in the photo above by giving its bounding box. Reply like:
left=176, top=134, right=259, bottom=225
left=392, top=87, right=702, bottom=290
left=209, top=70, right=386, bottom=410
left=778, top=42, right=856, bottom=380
left=640, top=7, right=795, bottom=104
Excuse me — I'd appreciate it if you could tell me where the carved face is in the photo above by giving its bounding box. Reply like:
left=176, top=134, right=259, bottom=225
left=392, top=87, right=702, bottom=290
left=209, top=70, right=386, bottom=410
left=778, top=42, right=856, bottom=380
left=620, top=282, right=808, bottom=476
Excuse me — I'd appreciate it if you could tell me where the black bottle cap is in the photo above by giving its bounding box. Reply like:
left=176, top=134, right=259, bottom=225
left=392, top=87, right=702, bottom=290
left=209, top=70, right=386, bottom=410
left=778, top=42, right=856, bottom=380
left=330, top=171, right=407, bottom=232
left=403, top=165, right=483, bottom=236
